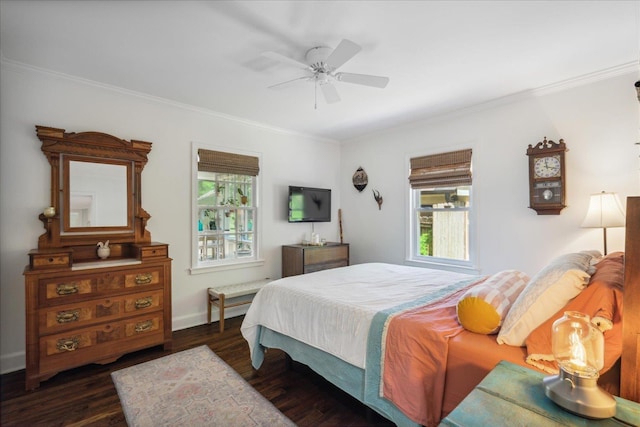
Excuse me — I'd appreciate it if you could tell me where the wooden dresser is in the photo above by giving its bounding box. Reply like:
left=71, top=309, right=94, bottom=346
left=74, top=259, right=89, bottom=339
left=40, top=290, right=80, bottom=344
left=24, top=243, right=172, bottom=390
left=282, top=243, right=349, bottom=277
left=24, top=126, right=172, bottom=389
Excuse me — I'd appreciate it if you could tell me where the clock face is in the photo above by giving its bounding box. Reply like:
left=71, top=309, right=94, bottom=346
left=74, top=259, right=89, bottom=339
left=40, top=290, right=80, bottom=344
left=533, top=156, right=561, bottom=179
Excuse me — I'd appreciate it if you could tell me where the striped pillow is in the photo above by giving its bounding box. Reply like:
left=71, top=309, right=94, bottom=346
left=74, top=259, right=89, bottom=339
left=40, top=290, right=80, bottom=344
left=457, top=270, right=530, bottom=334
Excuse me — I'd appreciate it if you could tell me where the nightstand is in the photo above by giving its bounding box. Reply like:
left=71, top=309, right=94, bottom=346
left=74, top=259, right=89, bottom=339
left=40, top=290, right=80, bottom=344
left=440, top=361, right=640, bottom=426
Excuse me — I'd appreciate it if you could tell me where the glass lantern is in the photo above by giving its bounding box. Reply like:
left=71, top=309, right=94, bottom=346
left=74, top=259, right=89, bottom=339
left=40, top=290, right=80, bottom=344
left=543, top=311, right=616, bottom=419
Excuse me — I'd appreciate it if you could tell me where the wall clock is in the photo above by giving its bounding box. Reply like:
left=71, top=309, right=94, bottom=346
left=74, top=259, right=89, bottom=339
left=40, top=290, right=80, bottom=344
left=526, top=137, right=567, bottom=215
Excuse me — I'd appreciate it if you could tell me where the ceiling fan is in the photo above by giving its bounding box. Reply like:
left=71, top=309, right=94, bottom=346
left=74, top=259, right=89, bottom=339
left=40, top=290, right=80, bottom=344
left=263, top=39, right=389, bottom=108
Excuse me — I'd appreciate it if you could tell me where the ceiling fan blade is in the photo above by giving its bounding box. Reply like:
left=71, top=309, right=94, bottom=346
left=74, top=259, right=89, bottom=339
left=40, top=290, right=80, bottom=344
left=326, top=39, right=361, bottom=70
left=262, top=51, right=310, bottom=70
left=320, top=82, right=341, bottom=104
left=268, top=76, right=310, bottom=89
left=336, top=72, right=389, bottom=88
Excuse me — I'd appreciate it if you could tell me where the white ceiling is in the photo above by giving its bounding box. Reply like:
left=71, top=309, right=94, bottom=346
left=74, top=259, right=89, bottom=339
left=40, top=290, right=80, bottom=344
left=1, top=1, right=638, bottom=141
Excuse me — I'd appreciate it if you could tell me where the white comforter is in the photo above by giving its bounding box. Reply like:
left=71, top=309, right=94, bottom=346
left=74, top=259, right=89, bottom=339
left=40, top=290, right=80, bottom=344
left=240, top=262, right=473, bottom=369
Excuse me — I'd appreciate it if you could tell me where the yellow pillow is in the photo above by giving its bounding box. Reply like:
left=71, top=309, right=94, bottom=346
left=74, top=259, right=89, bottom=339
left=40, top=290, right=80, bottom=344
left=457, top=270, right=530, bottom=334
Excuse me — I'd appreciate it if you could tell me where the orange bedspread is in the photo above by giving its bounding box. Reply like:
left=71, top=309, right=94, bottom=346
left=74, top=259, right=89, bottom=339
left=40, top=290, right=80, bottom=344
left=381, top=281, right=545, bottom=426
left=381, top=255, right=625, bottom=426
left=442, top=331, right=533, bottom=417
left=382, top=284, right=473, bottom=427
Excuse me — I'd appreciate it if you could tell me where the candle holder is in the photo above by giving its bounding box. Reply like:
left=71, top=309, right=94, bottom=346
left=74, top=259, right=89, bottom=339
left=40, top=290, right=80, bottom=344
left=43, top=206, right=56, bottom=218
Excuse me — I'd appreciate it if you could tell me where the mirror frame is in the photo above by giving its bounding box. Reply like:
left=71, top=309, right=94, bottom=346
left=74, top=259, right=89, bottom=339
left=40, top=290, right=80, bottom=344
left=36, top=125, right=152, bottom=249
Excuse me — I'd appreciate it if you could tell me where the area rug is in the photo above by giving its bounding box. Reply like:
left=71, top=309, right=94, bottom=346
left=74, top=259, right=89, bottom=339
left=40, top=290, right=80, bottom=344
left=111, top=345, right=295, bottom=427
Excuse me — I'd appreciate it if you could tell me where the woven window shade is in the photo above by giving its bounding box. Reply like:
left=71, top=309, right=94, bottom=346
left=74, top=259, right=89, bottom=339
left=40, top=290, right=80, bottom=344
left=409, top=149, right=472, bottom=188
left=198, top=149, right=259, bottom=176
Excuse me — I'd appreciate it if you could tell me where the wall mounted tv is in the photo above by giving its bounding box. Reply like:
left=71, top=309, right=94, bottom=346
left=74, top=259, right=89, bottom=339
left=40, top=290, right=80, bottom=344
left=288, top=186, right=331, bottom=223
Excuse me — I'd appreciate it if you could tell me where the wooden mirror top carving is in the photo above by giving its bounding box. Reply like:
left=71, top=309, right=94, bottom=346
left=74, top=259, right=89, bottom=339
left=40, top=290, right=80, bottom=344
left=36, top=125, right=153, bottom=252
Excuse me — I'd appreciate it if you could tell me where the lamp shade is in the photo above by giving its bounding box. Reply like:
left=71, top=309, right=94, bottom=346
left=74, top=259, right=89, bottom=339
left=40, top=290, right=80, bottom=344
left=581, top=192, right=625, bottom=228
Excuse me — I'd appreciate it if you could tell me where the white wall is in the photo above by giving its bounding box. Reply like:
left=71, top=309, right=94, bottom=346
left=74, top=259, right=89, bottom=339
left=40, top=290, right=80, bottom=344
left=0, top=62, right=342, bottom=373
left=340, top=69, right=639, bottom=276
left=2, top=60, right=638, bottom=375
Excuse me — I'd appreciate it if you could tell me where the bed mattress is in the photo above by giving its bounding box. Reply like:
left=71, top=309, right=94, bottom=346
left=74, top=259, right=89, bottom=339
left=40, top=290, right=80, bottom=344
left=241, top=262, right=474, bottom=369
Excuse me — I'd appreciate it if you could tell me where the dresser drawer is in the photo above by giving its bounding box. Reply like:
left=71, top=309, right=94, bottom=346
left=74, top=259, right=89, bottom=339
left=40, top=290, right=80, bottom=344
left=29, top=250, right=72, bottom=270
left=139, top=245, right=168, bottom=260
left=304, top=245, right=349, bottom=265
left=38, top=265, right=164, bottom=306
left=124, top=268, right=162, bottom=288
left=39, top=313, right=164, bottom=373
left=39, top=290, right=164, bottom=334
left=304, top=259, right=348, bottom=274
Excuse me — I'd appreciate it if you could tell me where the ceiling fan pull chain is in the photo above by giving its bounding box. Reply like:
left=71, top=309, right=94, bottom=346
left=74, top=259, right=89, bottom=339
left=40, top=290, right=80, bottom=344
left=314, top=78, right=318, bottom=110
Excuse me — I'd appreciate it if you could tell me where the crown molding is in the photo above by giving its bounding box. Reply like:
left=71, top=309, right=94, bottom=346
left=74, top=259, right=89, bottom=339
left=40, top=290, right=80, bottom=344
left=2, top=55, right=636, bottom=145
left=532, top=61, right=639, bottom=97
left=0, top=56, right=339, bottom=145
left=418, top=61, right=640, bottom=127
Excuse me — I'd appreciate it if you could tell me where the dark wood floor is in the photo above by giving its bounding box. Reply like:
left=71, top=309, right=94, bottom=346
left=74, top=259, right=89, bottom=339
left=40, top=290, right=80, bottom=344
left=1, top=316, right=394, bottom=426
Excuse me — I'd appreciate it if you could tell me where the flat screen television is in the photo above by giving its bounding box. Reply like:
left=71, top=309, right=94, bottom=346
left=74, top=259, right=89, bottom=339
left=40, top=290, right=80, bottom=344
left=288, top=186, right=331, bottom=222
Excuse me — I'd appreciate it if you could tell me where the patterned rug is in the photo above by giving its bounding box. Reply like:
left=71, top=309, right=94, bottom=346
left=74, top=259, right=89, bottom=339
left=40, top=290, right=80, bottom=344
left=111, top=345, right=295, bottom=427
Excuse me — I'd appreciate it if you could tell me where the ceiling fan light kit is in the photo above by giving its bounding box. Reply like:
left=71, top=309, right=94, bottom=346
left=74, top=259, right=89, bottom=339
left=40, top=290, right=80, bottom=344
left=264, top=39, right=389, bottom=108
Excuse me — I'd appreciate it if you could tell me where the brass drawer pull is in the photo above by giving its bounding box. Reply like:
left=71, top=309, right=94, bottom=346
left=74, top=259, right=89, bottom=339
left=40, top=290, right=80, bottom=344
left=134, top=320, right=153, bottom=333
left=56, top=309, right=80, bottom=324
left=56, top=337, right=79, bottom=352
left=56, top=283, right=78, bottom=295
left=134, top=297, right=153, bottom=309
left=134, top=273, right=153, bottom=285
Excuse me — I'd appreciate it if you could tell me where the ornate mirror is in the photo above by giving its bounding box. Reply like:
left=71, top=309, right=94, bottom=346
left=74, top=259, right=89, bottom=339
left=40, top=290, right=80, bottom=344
left=36, top=125, right=152, bottom=250
left=63, top=156, right=132, bottom=231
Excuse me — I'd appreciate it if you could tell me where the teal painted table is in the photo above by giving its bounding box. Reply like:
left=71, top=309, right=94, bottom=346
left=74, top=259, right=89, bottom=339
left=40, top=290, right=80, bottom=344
left=440, top=361, right=640, bottom=426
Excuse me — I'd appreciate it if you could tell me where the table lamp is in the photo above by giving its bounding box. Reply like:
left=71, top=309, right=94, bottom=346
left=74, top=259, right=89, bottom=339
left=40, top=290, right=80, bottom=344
left=543, top=311, right=616, bottom=419
left=581, top=191, right=625, bottom=255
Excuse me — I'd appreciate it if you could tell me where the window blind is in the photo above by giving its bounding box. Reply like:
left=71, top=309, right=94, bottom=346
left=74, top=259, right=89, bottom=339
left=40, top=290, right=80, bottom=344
left=409, top=149, right=472, bottom=188
left=198, top=149, right=259, bottom=176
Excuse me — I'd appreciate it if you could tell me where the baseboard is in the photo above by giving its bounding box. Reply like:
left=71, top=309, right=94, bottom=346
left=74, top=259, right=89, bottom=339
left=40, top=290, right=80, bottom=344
left=1, top=350, right=25, bottom=375
left=169, top=305, right=250, bottom=332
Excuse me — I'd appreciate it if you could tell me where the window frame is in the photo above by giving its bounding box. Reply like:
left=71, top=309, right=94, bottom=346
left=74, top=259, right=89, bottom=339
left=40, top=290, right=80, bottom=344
left=190, top=143, right=264, bottom=274
left=405, top=151, right=478, bottom=274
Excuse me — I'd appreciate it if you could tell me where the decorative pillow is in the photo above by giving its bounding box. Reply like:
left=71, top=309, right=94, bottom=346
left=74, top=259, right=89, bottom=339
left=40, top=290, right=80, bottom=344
left=496, top=251, right=599, bottom=346
left=456, top=270, right=530, bottom=334
left=525, top=252, right=624, bottom=375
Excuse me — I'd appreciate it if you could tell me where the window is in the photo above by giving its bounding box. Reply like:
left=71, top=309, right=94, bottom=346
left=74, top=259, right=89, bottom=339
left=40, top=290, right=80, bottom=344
left=194, top=148, right=260, bottom=269
left=408, top=149, right=474, bottom=268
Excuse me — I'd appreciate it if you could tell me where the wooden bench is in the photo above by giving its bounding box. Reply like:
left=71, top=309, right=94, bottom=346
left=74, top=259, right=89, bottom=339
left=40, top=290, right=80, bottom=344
left=207, top=278, right=271, bottom=332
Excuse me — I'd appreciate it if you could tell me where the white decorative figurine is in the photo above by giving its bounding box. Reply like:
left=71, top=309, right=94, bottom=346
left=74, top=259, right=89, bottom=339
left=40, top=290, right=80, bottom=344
left=97, top=240, right=111, bottom=259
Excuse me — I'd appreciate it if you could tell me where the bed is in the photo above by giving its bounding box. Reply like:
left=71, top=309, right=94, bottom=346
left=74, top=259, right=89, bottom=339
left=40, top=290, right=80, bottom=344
left=241, top=197, right=639, bottom=427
